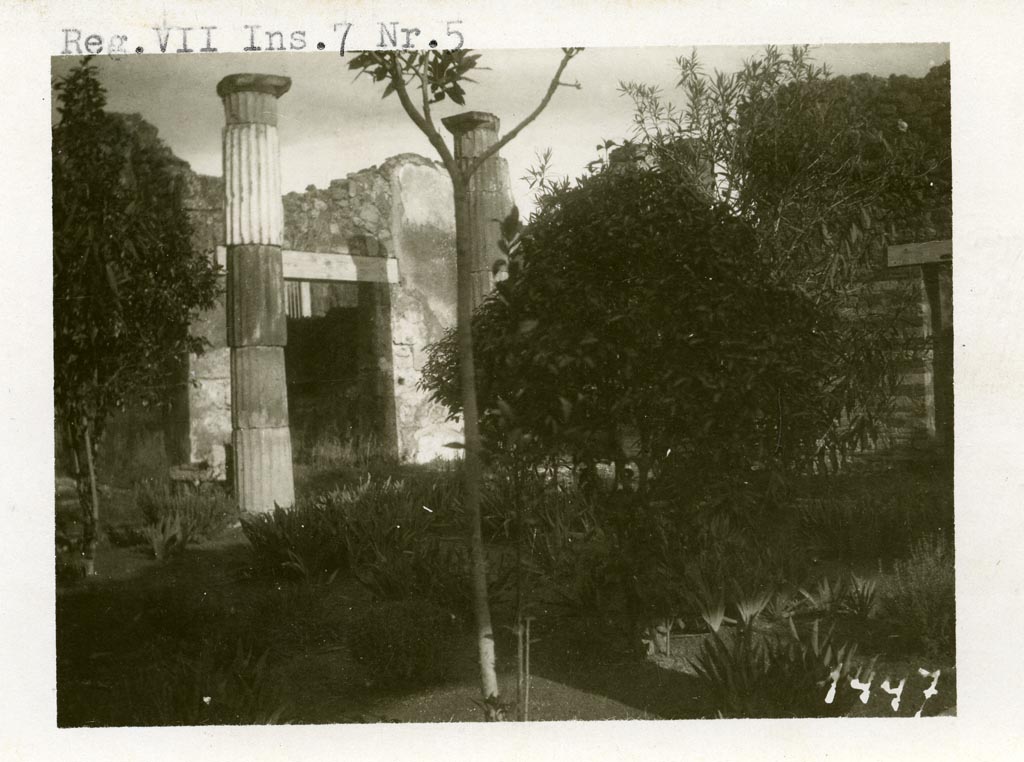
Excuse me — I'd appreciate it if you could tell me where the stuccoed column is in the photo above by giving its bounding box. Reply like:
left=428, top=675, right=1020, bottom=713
left=442, top=111, right=514, bottom=309
left=217, top=73, right=295, bottom=512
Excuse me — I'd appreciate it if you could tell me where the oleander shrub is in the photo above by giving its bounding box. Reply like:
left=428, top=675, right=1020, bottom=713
left=347, top=599, right=464, bottom=686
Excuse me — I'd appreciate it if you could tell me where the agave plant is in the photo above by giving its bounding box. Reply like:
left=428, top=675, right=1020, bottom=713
left=799, top=575, right=846, bottom=615
left=764, top=589, right=800, bottom=622
left=693, top=614, right=866, bottom=718
left=841, top=573, right=880, bottom=620
left=685, top=568, right=732, bottom=633
left=732, top=586, right=774, bottom=631
left=142, top=511, right=196, bottom=561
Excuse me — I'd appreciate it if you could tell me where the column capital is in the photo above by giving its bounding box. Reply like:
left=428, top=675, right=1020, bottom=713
left=216, top=73, right=292, bottom=99
left=217, top=74, right=291, bottom=126
left=442, top=111, right=500, bottom=137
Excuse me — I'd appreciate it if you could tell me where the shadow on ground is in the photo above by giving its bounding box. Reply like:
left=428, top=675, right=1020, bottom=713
left=57, top=533, right=707, bottom=726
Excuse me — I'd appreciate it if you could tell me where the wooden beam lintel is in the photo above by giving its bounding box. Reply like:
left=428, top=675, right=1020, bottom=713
left=215, top=245, right=399, bottom=284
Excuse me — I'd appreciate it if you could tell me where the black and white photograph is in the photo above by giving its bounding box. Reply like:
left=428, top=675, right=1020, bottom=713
left=4, top=1, right=1024, bottom=760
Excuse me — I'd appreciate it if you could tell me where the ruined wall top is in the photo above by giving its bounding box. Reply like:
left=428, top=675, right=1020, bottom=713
left=281, top=153, right=452, bottom=255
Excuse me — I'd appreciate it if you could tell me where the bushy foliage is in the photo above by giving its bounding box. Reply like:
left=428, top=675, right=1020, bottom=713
left=53, top=58, right=220, bottom=569
left=348, top=600, right=464, bottom=686
left=423, top=164, right=886, bottom=494
left=693, top=618, right=864, bottom=718
left=623, top=47, right=950, bottom=289
left=881, top=535, right=956, bottom=658
left=141, top=512, right=196, bottom=561
left=53, top=58, right=219, bottom=444
left=613, top=48, right=949, bottom=461
left=124, top=640, right=290, bottom=725
left=795, top=466, right=953, bottom=561
left=136, top=482, right=237, bottom=542
left=508, top=482, right=809, bottom=636
left=242, top=473, right=506, bottom=616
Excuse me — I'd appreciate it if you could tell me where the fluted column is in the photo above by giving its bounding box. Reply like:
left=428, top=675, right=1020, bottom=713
left=442, top=112, right=514, bottom=309
left=217, top=73, right=295, bottom=512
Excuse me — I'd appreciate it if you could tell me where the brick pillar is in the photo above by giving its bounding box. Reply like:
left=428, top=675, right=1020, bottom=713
left=217, top=73, right=295, bottom=512
left=442, top=111, right=514, bottom=308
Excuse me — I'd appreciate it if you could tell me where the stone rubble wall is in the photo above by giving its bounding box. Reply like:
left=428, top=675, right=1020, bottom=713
left=171, top=151, right=465, bottom=473
left=836, top=262, right=953, bottom=469
left=281, top=154, right=463, bottom=462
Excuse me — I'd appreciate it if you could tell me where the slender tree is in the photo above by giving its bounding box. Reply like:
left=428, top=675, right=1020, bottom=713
left=348, top=48, right=582, bottom=715
left=53, top=59, right=219, bottom=575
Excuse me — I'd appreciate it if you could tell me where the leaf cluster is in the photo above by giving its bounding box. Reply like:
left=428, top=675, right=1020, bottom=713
left=422, top=161, right=881, bottom=487
left=622, top=46, right=951, bottom=291
left=348, top=50, right=482, bottom=106
left=53, top=58, right=220, bottom=444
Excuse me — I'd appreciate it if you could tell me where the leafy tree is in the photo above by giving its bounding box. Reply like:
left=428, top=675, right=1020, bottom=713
left=621, top=47, right=951, bottom=290
left=348, top=48, right=582, bottom=715
left=618, top=47, right=949, bottom=454
left=422, top=161, right=894, bottom=505
left=53, top=58, right=219, bottom=575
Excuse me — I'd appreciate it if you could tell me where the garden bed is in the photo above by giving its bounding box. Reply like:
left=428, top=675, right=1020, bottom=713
left=55, top=460, right=954, bottom=724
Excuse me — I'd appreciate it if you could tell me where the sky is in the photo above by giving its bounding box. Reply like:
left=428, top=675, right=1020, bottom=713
left=51, top=44, right=949, bottom=213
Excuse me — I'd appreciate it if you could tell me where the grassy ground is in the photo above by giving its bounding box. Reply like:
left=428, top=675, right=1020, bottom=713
left=55, top=459, right=955, bottom=724
left=56, top=529, right=695, bottom=724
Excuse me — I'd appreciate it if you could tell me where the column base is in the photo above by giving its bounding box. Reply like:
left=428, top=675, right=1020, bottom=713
left=233, top=426, right=296, bottom=513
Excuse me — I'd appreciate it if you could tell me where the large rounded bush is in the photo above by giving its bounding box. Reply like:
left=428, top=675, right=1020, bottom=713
left=422, top=163, right=878, bottom=497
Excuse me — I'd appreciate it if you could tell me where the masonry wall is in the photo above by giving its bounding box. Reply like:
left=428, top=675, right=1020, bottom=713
left=172, top=151, right=463, bottom=474
left=178, top=172, right=230, bottom=478
left=282, top=154, right=462, bottom=462
left=841, top=261, right=953, bottom=467
left=85, top=115, right=465, bottom=482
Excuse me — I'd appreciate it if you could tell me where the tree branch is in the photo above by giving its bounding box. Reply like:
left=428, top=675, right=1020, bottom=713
left=420, top=53, right=437, bottom=135
left=388, top=54, right=458, bottom=177
left=465, top=48, right=583, bottom=179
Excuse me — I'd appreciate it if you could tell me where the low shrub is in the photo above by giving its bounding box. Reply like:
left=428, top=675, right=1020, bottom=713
left=294, top=425, right=397, bottom=474
left=799, top=575, right=848, bottom=616
left=104, top=523, right=150, bottom=548
left=841, top=573, right=881, bottom=621
left=352, top=536, right=490, bottom=619
left=251, top=581, right=348, bottom=653
left=142, top=512, right=195, bottom=561
left=880, top=535, right=955, bottom=658
left=796, top=473, right=953, bottom=561
left=241, top=474, right=472, bottom=594
left=693, top=618, right=864, bottom=718
left=347, top=599, right=463, bottom=686
left=241, top=503, right=348, bottom=581
left=125, top=639, right=290, bottom=725
left=136, top=481, right=236, bottom=543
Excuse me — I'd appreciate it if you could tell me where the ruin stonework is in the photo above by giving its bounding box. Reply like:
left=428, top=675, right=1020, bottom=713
left=851, top=261, right=953, bottom=463
left=171, top=149, right=498, bottom=474
left=90, top=113, right=948, bottom=486
left=281, top=153, right=472, bottom=462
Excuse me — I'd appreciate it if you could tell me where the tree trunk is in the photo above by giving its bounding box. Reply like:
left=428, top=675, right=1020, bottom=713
left=80, top=419, right=101, bottom=576
left=454, top=185, right=501, bottom=706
